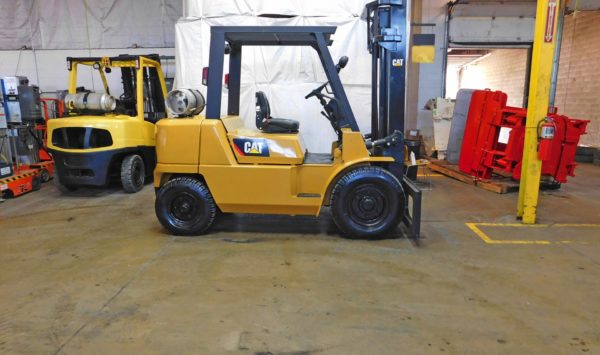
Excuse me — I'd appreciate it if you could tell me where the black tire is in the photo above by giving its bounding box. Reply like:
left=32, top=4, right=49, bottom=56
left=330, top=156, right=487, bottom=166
left=40, top=169, right=50, bottom=183
left=53, top=171, right=78, bottom=193
left=330, top=166, right=405, bottom=238
left=155, top=177, right=217, bottom=236
left=31, top=176, right=42, bottom=191
left=121, top=154, right=145, bottom=193
left=541, top=181, right=562, bottom=190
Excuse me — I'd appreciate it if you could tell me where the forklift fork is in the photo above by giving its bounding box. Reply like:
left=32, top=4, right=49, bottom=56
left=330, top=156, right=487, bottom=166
left=402, top=176, right=422, bottom=241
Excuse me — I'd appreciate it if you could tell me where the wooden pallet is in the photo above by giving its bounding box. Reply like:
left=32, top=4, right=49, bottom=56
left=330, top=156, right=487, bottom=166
left=428, top=159, right=520, bottom=194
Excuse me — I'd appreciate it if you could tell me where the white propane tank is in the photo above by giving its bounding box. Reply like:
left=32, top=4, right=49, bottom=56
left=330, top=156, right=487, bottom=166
left=165, top=89, right=205, bottom=117
left=64, top=93, right=117, bottom=112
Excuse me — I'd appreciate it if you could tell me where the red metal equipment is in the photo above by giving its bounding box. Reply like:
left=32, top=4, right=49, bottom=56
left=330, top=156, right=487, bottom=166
left=0, top=98, right=58, bottom=199
left=40, top=98, right=65, bottom=122
left=459, top=89, right=589, bottom=184
left=34, top=98, right=58, bottom=180
left=0, top=169, right=42, bottom=198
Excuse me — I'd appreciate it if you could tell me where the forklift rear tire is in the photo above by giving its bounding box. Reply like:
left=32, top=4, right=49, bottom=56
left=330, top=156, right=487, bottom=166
left=330, top=166, right=404, bottom=238
left=54, top=172, right=78, bottom=193
left=121, top=154, right=145, bottom=193
left=155, top=177, right=217, bottom=236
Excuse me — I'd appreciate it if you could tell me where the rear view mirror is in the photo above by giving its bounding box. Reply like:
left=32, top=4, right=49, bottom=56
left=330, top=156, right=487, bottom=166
left=336, top=56, right=349, bottom=72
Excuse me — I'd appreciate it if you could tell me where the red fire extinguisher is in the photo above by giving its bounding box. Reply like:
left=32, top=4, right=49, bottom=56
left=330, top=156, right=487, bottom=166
left=538, top=117, right=556, bottom=161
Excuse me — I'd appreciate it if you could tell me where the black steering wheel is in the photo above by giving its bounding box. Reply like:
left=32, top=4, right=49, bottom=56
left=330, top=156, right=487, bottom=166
left=304, top=82, right=329, bottom=100
left=304, top=56, right=349, bottom=100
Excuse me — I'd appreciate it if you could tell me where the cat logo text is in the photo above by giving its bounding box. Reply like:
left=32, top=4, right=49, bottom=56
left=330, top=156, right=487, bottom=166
left=233, top=138, right=270, bottom=157
left=392, top=58, right=404, bottom=67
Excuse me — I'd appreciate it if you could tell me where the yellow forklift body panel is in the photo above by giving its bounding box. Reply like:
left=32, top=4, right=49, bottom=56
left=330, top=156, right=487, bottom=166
left=225, top=115, right=306, bottom=165
left=154, top=116, right=394, bottom=215
left=155, top=116, right=202, bottom=165
left=47, top=115, right=156, bottom=153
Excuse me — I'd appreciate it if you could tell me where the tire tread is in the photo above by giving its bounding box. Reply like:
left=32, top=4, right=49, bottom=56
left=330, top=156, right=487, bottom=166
left=330, top=166, right=403, bottom=238
left=155, top=177, right=217, bottom=236
left=121, top=154, right=145, bottom=193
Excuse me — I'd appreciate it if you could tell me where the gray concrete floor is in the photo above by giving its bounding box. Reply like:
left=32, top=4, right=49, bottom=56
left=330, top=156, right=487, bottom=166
left=1, top=164, right=599, bottom=354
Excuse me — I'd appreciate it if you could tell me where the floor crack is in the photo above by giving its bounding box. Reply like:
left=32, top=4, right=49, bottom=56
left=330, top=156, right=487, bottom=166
left=52, top=237, right=174, bottom=355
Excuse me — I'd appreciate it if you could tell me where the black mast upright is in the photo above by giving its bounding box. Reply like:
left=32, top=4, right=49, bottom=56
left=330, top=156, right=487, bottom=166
left=366, top=0, right=408, bottom=141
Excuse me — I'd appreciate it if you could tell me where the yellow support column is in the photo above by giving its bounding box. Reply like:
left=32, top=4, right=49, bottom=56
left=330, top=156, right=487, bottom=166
left=517, top=0, right=561, bottom=223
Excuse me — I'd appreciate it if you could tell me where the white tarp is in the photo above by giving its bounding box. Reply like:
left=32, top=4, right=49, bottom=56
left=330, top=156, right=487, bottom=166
left=0, top=1, right=38, bottom=49
left=175, top=0, right=373, bottom=152
left=0, top=47, right=175, bottom=95
left=182, top=0, right=367, bottom=18
left=0, top=0, right=181, bottom=49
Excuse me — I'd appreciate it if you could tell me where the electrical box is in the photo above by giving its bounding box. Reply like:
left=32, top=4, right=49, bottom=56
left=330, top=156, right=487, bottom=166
left=0, top=161, right=12, bottom=179
left=0, top=132, right=12, bottom=178
left=0, top=76, right=42, bottom=124
left=0, top=100, right=7, bottom=129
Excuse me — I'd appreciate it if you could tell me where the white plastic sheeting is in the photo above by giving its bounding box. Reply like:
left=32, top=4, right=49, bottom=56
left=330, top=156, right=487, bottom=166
left=182, top=0, right=367, bottom=18
left=1, top=47, right=175, bottom=91
left=176, top=0, right=374, bottom=152
left=0, top=0, right=181, bottom=49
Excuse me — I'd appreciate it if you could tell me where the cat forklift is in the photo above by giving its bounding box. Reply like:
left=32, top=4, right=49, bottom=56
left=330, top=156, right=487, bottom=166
left=47, top=54, right=167, bottom=193
left=154, top=0, right=422, bottom=238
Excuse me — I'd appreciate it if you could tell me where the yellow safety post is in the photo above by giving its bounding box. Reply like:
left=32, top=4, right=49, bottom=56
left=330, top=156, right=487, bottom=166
left=517, top=0, right=561, bottom=223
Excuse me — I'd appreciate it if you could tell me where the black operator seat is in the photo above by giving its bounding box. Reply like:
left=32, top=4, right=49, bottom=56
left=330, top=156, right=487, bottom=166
left=255, top=91, right=299, bottom=133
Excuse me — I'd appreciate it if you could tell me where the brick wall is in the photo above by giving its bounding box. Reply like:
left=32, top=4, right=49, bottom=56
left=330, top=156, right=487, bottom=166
left=555, top=11, right=600, bottom=147
left=458, top=49, right=529, bottom=108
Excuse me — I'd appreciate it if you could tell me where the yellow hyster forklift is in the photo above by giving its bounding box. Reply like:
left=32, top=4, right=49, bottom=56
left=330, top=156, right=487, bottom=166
left=47, top=54, right=167, bottom=193
left=154, top=2, right=422, bottom=238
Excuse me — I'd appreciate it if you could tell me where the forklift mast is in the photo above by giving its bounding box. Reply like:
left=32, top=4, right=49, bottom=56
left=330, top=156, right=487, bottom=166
left=367, top=0, right=421, bottom=240
left=367, top=0, right=409, bottom=141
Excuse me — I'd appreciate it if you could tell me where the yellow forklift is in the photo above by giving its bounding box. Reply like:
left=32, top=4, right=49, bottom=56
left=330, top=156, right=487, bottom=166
left=47, top=54, right=168, bottom=193
left=154, top=6, right=422, bottom=239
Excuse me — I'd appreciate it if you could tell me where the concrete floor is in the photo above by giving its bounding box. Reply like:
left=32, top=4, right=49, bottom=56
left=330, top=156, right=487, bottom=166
left=1, top=165, right=599, bottom=354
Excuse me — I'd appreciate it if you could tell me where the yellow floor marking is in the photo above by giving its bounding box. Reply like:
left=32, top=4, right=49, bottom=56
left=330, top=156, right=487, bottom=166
left=465, top=222, right=600, bottom=245
left=554, top=223, right=600, bottom=228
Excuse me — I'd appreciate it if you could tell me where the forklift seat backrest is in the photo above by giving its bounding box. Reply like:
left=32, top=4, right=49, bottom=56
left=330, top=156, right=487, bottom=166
left=256, top=91, right=270, bottom=124
left=255, top=91, right=299, bottom=134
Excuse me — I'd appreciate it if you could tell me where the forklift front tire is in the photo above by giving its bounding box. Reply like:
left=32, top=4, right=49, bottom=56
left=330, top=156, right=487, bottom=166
left=121, top=154, right=145, bottom=193
left=330, top=166, right=404, bottom=238
left=155, top=177, right=217, bottom=236
left=54, top=172, right=78, bottom=193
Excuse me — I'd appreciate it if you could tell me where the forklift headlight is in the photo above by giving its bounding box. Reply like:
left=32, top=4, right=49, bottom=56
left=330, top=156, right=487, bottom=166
left=165, top=88, right=206, bottom=117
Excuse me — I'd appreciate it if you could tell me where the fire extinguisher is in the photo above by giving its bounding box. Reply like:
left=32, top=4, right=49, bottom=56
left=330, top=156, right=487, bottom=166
left=538, top=117, right=556, bottom=161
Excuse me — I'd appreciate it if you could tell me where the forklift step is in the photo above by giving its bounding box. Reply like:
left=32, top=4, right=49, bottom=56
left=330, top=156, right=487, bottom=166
left=303, top=153, right=333, bottom=165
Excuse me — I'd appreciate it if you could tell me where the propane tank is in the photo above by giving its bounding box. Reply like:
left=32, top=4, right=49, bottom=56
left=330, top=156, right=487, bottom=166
left=64, top=93, right=117, bottom=112
left=165, top=88, right=205, bottom=117
left=538, top=117, right=556, bottom=161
